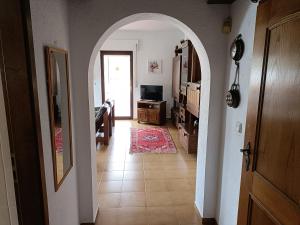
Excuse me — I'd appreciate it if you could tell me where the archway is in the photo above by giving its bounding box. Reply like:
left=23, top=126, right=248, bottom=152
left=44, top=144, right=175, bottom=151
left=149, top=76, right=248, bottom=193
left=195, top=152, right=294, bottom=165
left=87, top=13, right=213, bottom=220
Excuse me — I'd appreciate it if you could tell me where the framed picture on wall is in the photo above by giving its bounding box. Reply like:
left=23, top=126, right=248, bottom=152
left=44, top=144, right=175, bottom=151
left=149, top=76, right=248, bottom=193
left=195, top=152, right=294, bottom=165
left=148, top=59, right=162, bottom=73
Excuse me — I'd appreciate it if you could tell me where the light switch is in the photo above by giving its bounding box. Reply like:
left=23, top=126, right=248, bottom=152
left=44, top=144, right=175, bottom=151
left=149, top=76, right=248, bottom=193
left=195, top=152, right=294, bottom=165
left=236, top=121, right=243, bottom=134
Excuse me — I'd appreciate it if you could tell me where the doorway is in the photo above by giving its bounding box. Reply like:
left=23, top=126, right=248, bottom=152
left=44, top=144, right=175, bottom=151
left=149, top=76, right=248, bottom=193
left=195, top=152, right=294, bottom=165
left=100, top=51, right=133, bottom=119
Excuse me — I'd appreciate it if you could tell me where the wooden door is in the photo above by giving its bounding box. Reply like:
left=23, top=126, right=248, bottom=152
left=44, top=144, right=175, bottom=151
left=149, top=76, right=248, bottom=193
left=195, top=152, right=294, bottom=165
left=0, top=0, right=48, bottom=224
left=237, top=1, right=300, bottom=225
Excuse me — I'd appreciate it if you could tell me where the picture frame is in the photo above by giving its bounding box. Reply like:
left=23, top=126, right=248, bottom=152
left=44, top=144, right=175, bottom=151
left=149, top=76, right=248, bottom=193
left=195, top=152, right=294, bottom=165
left=148, top=59, right=162, bottom=73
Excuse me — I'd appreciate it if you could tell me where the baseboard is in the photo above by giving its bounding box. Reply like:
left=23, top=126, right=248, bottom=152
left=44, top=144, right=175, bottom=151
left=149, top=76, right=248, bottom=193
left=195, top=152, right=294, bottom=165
left=202, top=218, right=218, bottom=225
left=194, top=202, right=218, bottom=225
left=80, top=208, right=99, bottom=225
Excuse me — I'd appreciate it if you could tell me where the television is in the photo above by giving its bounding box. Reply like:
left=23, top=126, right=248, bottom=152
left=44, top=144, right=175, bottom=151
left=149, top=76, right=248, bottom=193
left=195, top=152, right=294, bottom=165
left=140, top=85, right=163, bottom=101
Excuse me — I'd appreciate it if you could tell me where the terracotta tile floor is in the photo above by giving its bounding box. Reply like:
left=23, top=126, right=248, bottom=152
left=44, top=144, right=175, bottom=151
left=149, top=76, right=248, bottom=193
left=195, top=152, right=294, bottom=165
left=96, top=120, right=202, bottom=225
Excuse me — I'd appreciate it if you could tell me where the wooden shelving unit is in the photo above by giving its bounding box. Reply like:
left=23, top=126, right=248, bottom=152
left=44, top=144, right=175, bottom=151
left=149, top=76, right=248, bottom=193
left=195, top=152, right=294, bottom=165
left=171, top=40, right=201, bottom=154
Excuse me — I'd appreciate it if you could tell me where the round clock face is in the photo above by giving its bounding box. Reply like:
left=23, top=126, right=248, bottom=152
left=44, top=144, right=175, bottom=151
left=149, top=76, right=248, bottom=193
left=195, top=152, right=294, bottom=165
left=231, top=43, right=237, bottom=59
left=230, top=36, right=245, bottom=61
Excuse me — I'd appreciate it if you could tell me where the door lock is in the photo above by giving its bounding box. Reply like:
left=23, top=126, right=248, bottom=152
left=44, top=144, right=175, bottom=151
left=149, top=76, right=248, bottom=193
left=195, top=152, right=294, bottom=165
left=240, top=142, right=251, bottom=171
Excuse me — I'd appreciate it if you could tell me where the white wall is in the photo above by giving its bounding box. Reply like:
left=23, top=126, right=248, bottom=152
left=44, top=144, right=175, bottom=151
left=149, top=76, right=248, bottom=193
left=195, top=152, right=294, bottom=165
left=29, top=0, right=80, bottom=225
left=96, top=29, right=185, bottom=118
left=217, top=1, right=257, bottom=225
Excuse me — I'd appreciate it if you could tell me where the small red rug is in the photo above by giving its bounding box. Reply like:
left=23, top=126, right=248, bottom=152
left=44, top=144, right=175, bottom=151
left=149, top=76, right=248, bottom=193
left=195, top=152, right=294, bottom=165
left=55, top=128, right=63, bottom=153
left=130, top=128, right=176, bottom=153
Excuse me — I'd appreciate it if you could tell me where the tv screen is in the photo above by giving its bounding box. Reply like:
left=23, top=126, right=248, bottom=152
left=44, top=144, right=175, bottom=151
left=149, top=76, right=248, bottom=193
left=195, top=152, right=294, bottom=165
left=140, top=85, right=163, bottom=101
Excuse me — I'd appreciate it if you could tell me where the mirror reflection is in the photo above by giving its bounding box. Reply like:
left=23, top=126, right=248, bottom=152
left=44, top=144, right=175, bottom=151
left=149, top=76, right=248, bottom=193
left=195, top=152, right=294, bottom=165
left=46, top=47, right=73, bottom=191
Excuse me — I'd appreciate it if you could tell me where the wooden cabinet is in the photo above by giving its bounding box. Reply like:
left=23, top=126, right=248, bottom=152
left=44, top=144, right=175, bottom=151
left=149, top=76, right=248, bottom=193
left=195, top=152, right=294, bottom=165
left=172, top=56, right=181, bottom=102
left=148, top=109, right=160, bottom=123
left=178, top=123, right=198, bottom=154
left=172, top=40, right=201, bottom=155
left=179, top=106, right=188, bottom=123
left=137, top=108, right=148, bottom=122
left=186, top=82, right=200, bottom=117
left=137, top=100, right=166, bottom=125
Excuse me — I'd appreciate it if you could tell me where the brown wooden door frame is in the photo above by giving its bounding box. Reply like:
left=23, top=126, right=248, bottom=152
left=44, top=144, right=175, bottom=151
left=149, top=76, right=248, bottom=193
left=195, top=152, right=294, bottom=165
left=238, top=0, right=300, bottom=224
left=100, top=51, right=133, bottom=120
left=0, top=0, right=49, bottom=224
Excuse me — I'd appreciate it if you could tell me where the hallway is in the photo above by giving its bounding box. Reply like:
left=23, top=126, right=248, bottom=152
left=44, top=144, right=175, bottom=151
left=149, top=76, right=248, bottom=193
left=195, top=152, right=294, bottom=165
left=96, top=120, right=201, bottom=225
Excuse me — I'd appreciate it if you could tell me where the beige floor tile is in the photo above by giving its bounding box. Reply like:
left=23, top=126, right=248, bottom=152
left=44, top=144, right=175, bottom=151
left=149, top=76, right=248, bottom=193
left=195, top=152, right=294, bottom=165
left=164, top=170, right=186, bottom=179
left=95, top=208, right=120, bottom=225
left=170, top=191, right=195, bottom=205
left=98, top=193, right=121, bottom=208
left=163, top=161, right=187, bottom=170
left=97, top=172, right=103, bottom=182
left=144, top=170, right=165, bottom=180
left=97, top=162, right=106, bottom=172
left=146, top=191, right=173, bottom=206
left=143, top=154, right=164, bottom=162
left=102, top=171, right=124, bottom=181
left=122, top=180, right=145, bottom=192
left=120, top=192, right=146, bottom=207
left=96, top=121, right=198, bottom=224
left=105, top=162, right=125, bottom=171
left=165, top=179, right=194, bottom=191
left=144, top=162, right=163, bottom=170
left=125, top=154, right=143, bottom=163
left=99, top=181, right=123, bottom=193
left=119, top=207, right=148, bottom=225
left=162, top=154, right=185, bottom=162
left=124, top=162, right=143, bottom=171
left=174, top=205, right=202, bottom=225
left=147, top=206, right=178, bottom=225
left=123, top=171, right=144, bottom=180
left=145, top=180, right=168, bottom=192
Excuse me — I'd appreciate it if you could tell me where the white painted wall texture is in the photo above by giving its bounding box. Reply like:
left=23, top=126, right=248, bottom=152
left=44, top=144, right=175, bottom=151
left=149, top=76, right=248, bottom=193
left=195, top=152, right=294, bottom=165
left=217, top=1, right=257, bottom=225
left=29, top=0, right=80, bottom=225
left=95, top=29, right=185, bottom=118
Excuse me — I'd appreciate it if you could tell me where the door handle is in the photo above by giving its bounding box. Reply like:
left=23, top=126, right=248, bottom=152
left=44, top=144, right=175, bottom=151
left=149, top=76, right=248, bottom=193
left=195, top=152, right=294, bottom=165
left=240, top=142, right=251, bottom=171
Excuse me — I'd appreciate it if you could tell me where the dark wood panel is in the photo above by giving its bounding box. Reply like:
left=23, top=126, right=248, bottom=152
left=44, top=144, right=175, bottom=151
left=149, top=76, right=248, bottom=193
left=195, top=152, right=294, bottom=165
left=256, top=16, right=300, bottom=204
left=250, top=201, right=276, bottom=225
left=252, top=173, right=300, bottom=225
left=0, top=0, right=48, bottom=224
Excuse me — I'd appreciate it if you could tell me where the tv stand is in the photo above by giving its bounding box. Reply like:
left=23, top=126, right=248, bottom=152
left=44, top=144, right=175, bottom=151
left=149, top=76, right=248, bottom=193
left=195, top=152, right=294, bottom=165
left=137, top=100, right=166, bottom=125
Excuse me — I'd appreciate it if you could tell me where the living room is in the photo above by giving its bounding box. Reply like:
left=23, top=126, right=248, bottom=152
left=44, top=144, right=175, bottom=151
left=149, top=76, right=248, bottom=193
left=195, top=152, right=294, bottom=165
left=93, top=20, right=203, bottom=224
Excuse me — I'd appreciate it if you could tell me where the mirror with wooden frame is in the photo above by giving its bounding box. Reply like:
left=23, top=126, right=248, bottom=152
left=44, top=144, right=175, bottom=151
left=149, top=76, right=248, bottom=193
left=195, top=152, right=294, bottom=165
left=45, top=47, right=73, bottom=191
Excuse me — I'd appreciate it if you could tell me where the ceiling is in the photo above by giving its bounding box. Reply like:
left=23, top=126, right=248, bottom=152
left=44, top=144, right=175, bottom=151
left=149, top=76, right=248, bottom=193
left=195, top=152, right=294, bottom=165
left=119, top=20, right=178, bottom=31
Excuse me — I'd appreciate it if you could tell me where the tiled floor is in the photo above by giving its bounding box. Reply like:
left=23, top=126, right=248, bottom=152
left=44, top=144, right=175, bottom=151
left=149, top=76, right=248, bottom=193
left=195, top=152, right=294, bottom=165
left=96, top=120, right=202, bottom=225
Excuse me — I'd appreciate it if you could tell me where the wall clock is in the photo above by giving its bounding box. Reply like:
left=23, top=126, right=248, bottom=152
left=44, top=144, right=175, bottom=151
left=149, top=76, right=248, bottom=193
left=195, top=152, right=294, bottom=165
left=230, top=34, right=244, bottom=61
left=226, top=34, right=244, bottom=108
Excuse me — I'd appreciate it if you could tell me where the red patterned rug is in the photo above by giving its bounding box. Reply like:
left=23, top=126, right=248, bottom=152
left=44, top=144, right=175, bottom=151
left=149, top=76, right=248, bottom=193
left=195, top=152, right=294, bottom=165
left=130, top=128, right=176, bottom=153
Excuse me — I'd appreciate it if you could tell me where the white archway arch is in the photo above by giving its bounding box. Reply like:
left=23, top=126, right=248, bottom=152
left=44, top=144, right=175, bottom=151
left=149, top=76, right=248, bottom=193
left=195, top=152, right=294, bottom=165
left=87, top=12, right=213, bottom=219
